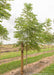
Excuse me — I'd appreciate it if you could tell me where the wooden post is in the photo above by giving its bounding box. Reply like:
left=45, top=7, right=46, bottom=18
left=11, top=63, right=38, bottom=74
left=21, top=42, right=24, bottom=75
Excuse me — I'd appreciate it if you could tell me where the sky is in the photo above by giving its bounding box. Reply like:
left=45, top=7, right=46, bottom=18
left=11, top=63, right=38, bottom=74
left=2, top=0, right=54, bottom=44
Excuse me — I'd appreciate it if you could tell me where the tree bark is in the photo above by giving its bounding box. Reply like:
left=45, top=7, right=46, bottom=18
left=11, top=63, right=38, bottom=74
left=26, top=45, right=27, bottom=72
left=21, top=42, right=24, bottom=75
left=48, top=44, right=49, bottom=51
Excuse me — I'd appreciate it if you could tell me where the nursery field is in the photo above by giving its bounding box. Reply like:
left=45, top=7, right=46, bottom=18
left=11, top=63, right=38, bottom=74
left=0, top=44, right=54, bottom=75
left=0, top=44, right=54, bottom=60
left=0, top=0, right=54, bottom=75
left=34, top=63, right=54, bottom=75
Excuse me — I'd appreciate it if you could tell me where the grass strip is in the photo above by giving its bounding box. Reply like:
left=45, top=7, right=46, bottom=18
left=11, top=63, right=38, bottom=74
left=1, top=48, right=54, bottom=60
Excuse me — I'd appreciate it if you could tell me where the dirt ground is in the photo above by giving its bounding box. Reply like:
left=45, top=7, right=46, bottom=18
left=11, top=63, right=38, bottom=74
left=0, top=44, right=19, bottom=53
left=2, top=55, right=54, bottom=75
left=0, top=50, right=54, bottom=65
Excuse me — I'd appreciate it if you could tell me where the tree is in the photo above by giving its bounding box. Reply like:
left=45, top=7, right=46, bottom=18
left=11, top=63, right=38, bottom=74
left=40, top=18, right=52, bottom=43
left=42, top=18, right=52, bottom=50
left=0, top=0, right=13, bottom=53
left=14, top=3, right=52, bottom=75
left=0, top=0, right=13, bottom=41
left=0, top=0, right=13, bottom=38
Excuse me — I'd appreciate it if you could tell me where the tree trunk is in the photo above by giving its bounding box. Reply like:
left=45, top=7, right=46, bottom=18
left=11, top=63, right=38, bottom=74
left=0, top=46, right=1, bottom=59
left=21, top=42, right=24, bottom=75
left=48, top=44, right=49, bottom=51
left=26, top=45, right=27, bottom=72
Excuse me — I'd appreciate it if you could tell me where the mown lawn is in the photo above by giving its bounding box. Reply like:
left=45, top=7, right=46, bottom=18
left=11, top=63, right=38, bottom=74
left=0, top=52, right=54, bottom=74
left=34, top=63, right=54, bottom=75
left=0, top=48, right=54, bottom=60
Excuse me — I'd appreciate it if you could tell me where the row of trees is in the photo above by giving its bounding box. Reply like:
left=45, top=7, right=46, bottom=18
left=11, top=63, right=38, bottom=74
left=0, top=1, right=54, bottom=75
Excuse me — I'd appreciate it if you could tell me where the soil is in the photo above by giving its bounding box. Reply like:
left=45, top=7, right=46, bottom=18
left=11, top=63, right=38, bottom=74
left=2, top=55, right=54, bottom=75
left=0, top=47, right=19, bottom=53
left=0, top=50, right=54, bottom=65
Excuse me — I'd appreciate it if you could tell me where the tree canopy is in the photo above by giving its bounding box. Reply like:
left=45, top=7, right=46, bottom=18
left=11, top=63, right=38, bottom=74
left=0, top=0, right=13, bottom=43
left=14, top=3, right=52, bottom=50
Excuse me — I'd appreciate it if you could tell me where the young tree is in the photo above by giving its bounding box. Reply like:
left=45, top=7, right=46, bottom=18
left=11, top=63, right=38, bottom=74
left=14, top=3, right=52, bottom=75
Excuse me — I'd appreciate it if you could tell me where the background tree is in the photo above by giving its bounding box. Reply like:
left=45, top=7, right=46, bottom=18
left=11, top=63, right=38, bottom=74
left=14, top=3, right=52, bottom=75
left=41, top=18, right=52, bottom=50
left=0, top=0, right=13, bottom=42
left=0, top=0, right=13, bottom=57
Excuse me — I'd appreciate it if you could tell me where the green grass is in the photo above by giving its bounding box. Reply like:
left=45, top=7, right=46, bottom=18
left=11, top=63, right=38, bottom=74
left=0, top=48, right=54, bottom=60
left=0, top=52, right=54, bottom=74
left=34, top=63, right=54, bottom=75
left=0, top=51, right=21, bottom=60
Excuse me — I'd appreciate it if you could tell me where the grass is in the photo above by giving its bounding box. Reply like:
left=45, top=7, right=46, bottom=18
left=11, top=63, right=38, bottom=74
left=0, top=51, right=21, bottom=60
left=0, top=48, right=54, bottom=60
left=0, top=52, right=54, bottom=74
left=34, top=63, right=54, bottom=75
